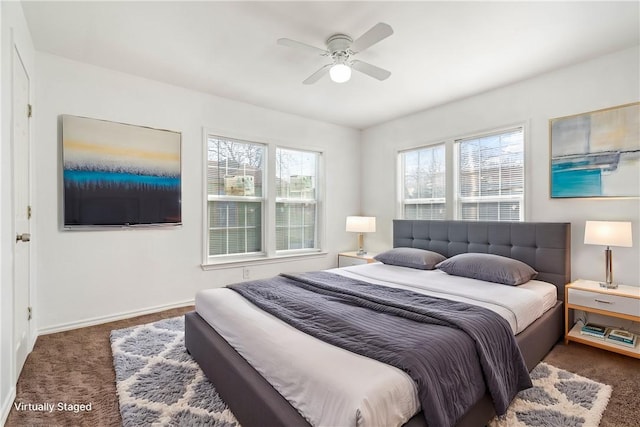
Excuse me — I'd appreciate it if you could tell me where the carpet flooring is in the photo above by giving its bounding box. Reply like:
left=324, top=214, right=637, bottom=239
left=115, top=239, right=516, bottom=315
left=6, top=306, right=640, bottom=427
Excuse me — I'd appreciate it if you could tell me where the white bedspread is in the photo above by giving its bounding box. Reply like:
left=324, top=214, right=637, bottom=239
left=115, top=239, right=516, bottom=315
left=195, top=263, right=557, bottom=427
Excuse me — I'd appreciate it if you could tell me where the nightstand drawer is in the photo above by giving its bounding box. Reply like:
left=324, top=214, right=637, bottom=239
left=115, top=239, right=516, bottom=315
left=568, top=288, right=640, bottom=317
left=338, top=256, right=368, bottom=268
left=338, top=251, right=378, bottom=268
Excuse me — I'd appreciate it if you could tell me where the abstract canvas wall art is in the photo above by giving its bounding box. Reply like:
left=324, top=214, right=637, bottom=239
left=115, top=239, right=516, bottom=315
left=550, top=102, right=639, bottom=198
left=62, top=115, right=181, bottom=227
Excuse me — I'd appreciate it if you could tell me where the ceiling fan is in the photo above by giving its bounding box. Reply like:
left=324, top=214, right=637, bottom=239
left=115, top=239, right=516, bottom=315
left=277, top=22, right=394, bottom=84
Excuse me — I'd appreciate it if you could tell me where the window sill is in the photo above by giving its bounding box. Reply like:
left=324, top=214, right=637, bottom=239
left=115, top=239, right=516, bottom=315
left=201, top=250, right=329, bottom=270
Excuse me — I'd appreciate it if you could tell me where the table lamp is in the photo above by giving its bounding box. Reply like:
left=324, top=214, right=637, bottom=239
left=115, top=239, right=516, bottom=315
left=584, top=220, right=632, bottom=289
left=346, top=216, right=376, bottom=255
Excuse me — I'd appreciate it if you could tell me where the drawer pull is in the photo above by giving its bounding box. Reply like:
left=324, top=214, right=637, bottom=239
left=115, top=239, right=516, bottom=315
left=594, top=299, right=613, bottom=304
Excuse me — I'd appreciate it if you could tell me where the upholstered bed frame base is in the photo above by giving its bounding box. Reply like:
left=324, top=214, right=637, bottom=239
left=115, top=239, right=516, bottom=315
left=185, top=220, right=571, bottom=427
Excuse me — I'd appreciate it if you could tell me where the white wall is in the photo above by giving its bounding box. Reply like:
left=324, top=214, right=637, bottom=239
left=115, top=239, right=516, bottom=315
left=361, top=46, right=640, bottom=287
left=34, top=53, right=361, bottom=332
left=1, top=1, right=36, bottom=423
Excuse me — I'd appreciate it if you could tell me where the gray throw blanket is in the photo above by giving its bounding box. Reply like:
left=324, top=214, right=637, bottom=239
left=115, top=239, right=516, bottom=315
left=228, top=271, right=531, bottom=427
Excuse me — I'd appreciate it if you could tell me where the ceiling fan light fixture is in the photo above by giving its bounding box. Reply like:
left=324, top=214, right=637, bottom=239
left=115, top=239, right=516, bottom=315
left=329, top=63, right=351, bottom=83
left=278, top=23, right=393, bottom=85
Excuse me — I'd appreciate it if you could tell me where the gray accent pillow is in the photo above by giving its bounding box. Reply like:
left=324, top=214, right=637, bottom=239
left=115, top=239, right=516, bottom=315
left=435, top=253, right=538, bottom=285
left=374, top=247, right=446, bottom=270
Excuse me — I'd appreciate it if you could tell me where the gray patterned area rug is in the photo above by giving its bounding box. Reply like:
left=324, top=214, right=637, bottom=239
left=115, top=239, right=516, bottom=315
left=110, top=316, right=238, bottom=426
left=489, top=362, right=611, bottom=427
left=111, top=316, right=611, bottom=427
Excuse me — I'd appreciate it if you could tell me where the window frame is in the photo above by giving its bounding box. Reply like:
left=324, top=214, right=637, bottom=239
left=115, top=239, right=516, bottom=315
left=398, top=142, right=447, bottom=220
left=275, top=147, right=321, bottom=254
left=453, top=126, right=525, bottom=221
left=202, top=129, right=325, bottom=268
left=206, top=136, right=267, bottom=259
left=396, top=123, right=527, bottom=222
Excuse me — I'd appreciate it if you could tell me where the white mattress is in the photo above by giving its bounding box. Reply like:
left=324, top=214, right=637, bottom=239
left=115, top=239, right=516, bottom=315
left=195, top=263, right=557, bottom=427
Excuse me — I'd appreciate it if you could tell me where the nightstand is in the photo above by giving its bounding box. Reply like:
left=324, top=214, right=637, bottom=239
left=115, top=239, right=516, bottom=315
left=338, top=251, right=378, bottom=268
left=564, top=279, right=640, bottom=358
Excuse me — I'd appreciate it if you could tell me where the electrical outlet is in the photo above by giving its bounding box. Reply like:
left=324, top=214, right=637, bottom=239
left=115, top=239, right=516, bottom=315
left=243, top=267, right=250, bottom=280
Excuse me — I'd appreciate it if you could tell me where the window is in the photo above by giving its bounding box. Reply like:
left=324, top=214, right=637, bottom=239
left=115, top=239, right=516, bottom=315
left=399, top=144, right=446, bottom=220
left=207, top=137, right=265, bottom=257
left=276, top=148, right=319, bottom=251
left=205, top=134, right=323, bottom=263
left=397, top=126, right=525, bottom=222
left=456, top=128, right=524, bottom=221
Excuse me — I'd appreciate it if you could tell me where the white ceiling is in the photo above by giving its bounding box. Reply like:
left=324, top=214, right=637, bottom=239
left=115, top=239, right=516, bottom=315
left=21, top=1, right=639, bottom=129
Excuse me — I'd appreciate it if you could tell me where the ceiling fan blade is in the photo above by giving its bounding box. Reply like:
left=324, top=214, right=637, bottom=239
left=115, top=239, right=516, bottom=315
left=351, top=60, right=391, bottom=81
left=277, top=38, right=328, bottom=56
left=350, top=23, right=393, bottom=53
left=303, top=64, right=332, bottom=84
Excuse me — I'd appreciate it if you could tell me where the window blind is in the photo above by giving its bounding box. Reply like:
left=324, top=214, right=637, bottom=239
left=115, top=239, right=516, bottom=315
left=456, top=128, right=524, bottom=221
left=207, top=137, right=265, bottom=256
left=275, top=148, right=319, bottom=251
left=400, top=144, right=446, bottom=220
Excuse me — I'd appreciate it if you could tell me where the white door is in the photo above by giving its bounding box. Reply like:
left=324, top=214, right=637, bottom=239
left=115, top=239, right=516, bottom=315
left=13, top=45, right=31, bottom=379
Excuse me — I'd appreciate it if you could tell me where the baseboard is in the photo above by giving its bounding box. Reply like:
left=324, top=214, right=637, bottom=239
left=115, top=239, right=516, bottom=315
left=37, top=299, right=195, bottom=335
left=28, top=328, right=37, bottom=354
left=1, top=386, right=16, bottom=427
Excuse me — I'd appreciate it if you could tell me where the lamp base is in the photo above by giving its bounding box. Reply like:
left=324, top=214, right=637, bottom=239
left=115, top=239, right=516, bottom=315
left=599, top=282, right=619, bottom=289
left=600, top=247, right=617, bottom=289
left=356, top=233, right=366, bottom=256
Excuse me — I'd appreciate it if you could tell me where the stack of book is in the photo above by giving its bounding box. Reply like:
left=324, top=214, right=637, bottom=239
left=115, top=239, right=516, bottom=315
left=606, top=329, right=638, bottom=348
left=580, top=323, right=608, bottom=339
left=579, top=323, right=638, bottom=348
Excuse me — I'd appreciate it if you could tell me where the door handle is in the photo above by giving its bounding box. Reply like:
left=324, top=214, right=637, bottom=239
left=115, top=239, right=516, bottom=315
left=16, top=233, right=31, bottom=242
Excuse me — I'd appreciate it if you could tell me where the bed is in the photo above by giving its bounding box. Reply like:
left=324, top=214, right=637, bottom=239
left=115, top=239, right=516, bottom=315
left=185, top=220, right=571, bottom=427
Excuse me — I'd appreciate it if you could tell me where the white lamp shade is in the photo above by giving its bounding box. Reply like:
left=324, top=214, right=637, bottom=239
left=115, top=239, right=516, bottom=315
left=330, top=63, right=351, bottom=83
left=346, top=216, right=376, bottom=233
left=584, top=221, right=632, bottom=247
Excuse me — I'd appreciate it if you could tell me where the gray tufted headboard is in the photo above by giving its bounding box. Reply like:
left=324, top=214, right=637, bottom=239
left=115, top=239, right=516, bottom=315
left=393, top=220, right=571, bottom=300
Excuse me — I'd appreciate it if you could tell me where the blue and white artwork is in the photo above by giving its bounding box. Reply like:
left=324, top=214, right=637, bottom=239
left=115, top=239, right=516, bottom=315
left=550, top=103, right=639, bottom=198
left=62, top=115, right=181, bottom=227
